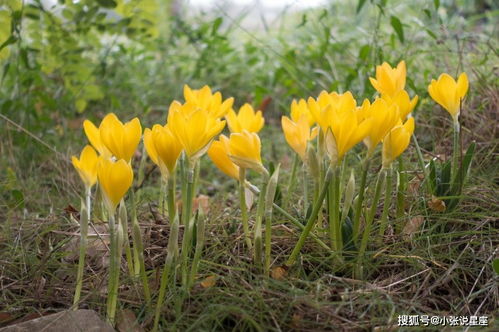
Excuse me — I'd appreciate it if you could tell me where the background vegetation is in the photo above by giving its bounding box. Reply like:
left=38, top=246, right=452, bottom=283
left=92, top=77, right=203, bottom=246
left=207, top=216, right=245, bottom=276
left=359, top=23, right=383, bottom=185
left=1, top=0, right=497, bottom=330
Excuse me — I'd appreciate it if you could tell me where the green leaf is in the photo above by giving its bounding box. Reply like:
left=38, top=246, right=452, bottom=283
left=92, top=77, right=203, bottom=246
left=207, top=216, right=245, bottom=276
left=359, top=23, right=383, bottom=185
left=211, top=17, right=223, bottom=35
left=433, top=0, right=440, bottom=10
left=356, top=0, right=367, bottom=14
left=493, top=259, right=499, bottom=275
left=358, top=44, right=370, bottom=61
left=97, top=0, right=117, bottom=8
left=75, top=98, right=87, bottom=113
left=390, top=16, right=405, bottom=44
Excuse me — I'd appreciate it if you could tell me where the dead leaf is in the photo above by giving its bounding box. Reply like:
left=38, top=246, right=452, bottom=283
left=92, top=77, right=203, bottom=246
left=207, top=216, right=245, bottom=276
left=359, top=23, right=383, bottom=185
left=291, top=312, right=303, bottom=329
left=402, top=216, right=425, bottom=240
left=408, top=177, right=421, bottom=196
left=244, top=187, right=254, bottom=210
left=116, top=309, right=144, bottom=332
left=271, top=266, right=287, bottom=280
left=428, top=196, right=446, bottom=212
left=194, top=195, right=210, bottom=214
left=0, top=312, right=15, bottom=324
left=200, top=275, right=217, bottom=288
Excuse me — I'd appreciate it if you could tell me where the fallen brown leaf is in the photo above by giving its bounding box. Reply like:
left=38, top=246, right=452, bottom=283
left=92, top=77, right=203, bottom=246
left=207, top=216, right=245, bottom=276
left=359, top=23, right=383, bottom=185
left=194, top=195, right=210, bottom=214
left=402, top=216, right=425, bottom=240
left=428, top=196, right=446, bottom=212
left=271, top=266, right=287, bottom=280
left=200, top=275, right=217, bottom=288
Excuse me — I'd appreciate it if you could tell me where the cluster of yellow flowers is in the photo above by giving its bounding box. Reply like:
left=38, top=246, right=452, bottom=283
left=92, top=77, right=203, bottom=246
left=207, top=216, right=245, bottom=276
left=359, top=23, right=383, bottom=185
left=70, top=60, right=469, bottom=326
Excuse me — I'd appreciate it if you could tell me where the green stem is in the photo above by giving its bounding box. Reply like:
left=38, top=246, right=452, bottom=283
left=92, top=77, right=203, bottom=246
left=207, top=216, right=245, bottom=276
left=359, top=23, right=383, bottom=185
left=452, top=121, right=460, bottom=181
left=283, top=154, right=299, bottom=209
left=303, top=165, right=308, bottom=217
left=180, top=162, right=196, bottom=289
left=189, top=213, right=205, bottom=288
left=239, top=168, right=252, bottom=250
left=153, top=175, right=178, bottom=332
left=264, top=210, right=272, bottom=276
left=352, top=158, right=370, bottom=243
left=73, top=190, right=90, bottom=309
left=395, top=157, right=407, bottom=222
left=244, top=181, right=330, bottom=251
left=253, top=179, right=267, bottom=267
left=356, top=170, right=386, bottom=278
left=285, top=166, right=333, bottom=267
left=333, top=167, right=341, bottom=251
left=106, top=214, right=118, bottom=325
left=412, top=133, right=432, bottom=196
left=377, top=167, right=393, bottom=243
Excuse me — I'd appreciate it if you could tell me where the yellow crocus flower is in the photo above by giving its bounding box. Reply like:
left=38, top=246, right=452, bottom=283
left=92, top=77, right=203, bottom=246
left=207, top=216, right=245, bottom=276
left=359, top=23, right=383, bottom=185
left=83, top=119, right=112, bottom=158
left=228, top=130, right=267, bottom=174
left=369, top=60, right=406, bottom=97
left=72, top=145, right=99, bottom=189
left=321, top=105, right=372, bottom=164
left=363, top=98, right=400, bottom=155
left=183, top=84, right=234, bottom=118
left=169, top=107, right=226, bottom=162
left=382, top=117, right=415, bottom=168
left=308, top=91, right=357, bottom=129
left=225, top=103, right=265, bottom=133
left=97, top=157, right=134, bottom=214
left=208, top=135, right=240, bottom=180
left=290, top=99, right=315, bottom=126
left=281, top=115, right=318, bottom=161
left=144, top=124, right=183, bottom=179
left=382, top=90, right=418, bottom=120
left=99, top=113, right=142, bottom=163
left=428, top=72, right=468, bottom=123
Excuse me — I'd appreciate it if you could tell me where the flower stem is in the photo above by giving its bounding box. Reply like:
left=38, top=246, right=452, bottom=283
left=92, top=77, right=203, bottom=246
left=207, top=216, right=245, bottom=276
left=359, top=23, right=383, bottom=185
left=253, top=178, right=268, bottom=267
left=180, top=162, right=197, bottom=289
left=189, top=212, right=205, bottom=288
left=285, top=166, right=333, bottom=267
left=153, top=175, right=178, bottom=332
left=395, top=157, right=407, bottom=222
left=73, top=191, right=90, bottom=309
left=303, top=165, right=308, bottom=217
left=239, top=168, right=252, bottom=250
left=452, top=120, right=460, bottom=181
left=412, top=133, right=432, bottom=196
left=356, top=169, right=386, bottom=279
left=352, top=158, right=370, bottom=243
left=283, top=154, right=299, bottom=209
left=106, top=213, right=120, bottom=325
left=377, top=167, right=393, bottom=243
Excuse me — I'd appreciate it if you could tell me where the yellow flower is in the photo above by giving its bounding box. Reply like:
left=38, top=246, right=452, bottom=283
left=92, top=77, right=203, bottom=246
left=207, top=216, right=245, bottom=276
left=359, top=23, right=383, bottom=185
left=72, top=145, right=99, bottom=189
left=281, top=115, right=318, bottom=161
left=83, top=119, right=112, bottom=158
left=290, top=99, right=315, bottom=126
left=307, top=91, right=357, bottom=130
left=208, top=135, right=240, bottom=180
left=428, top=72, right=468, bottom=122
left=363, top=98, right=400, bottom=155
left=321, top=105, right=372, bottom=164
left=382, top=117, right=415, bottom=168
left=183, top=84, right=234, bottom=118
left=143, top=124, right=183, bottom=179
left=225, top=103, right=265, bottom=133
left=169, top=107, right=225, bottom=161
left=382, top=90, right=418, bottom=120
left=97, top=157, right=134, bottom=213
left=99, top=113, right=142, bottom=163
left=228, top=130, right=267, bottom=174
left=369, top=61, right=406, bottom=97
